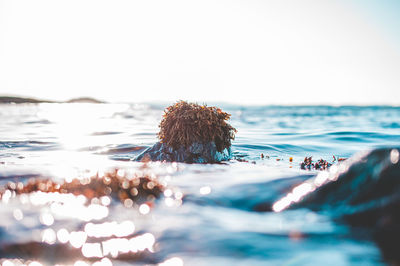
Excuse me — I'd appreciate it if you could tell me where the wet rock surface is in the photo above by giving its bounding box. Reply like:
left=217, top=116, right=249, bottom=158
left=135, top=141, right=232, bottom=163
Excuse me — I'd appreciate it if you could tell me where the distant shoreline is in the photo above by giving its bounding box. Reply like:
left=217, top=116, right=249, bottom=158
left=0, top=96, right=105, bottom=104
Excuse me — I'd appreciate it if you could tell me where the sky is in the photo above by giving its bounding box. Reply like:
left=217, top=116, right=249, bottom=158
left=0, top=0, right=399, bottom=105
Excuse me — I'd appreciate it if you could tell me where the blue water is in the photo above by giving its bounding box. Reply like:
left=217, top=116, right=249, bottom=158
left=0, top=103, right=399, bottom=265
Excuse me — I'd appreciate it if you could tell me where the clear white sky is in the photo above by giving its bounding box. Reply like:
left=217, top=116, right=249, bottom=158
left=1, top=0, right=399, bottom=105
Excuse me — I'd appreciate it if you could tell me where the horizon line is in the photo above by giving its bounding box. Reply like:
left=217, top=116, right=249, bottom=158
left=1, top=94, right=399, bottom=107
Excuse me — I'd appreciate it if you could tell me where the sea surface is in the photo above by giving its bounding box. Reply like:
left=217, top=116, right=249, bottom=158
left=0, top=103, right=399, bottom=266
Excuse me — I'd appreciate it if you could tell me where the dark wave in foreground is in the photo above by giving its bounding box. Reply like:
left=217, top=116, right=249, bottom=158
left=186, top=147, right=400, bottom=264
left=283, top=148, right=400, bottom=264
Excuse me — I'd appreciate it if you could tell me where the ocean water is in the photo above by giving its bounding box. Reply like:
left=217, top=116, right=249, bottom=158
left=0, top=103, right=399, bottom=265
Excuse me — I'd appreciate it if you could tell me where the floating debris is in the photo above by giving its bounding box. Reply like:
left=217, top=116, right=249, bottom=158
left=259, top=153, right=270, bottom=159
left=333, top=155, right=347, bottom=162
left=300, top=157, right=332, bottom=170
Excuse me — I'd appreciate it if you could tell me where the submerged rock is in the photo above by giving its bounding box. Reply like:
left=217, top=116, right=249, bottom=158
left=135, top=141, right=232, bottom=163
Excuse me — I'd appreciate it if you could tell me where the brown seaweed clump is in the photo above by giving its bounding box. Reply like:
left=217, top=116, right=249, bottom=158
left=0, top=169, right=164, bottom=205
left=158, top=101, right=237, bottom=152
left=300, top=157, right=332, bottom=170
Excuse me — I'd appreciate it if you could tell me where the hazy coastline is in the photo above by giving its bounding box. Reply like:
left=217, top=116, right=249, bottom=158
left=0, top=96, right=105, bottom=104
